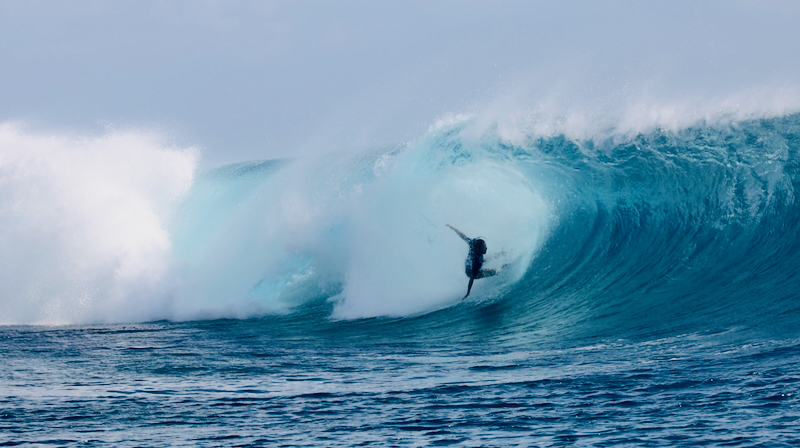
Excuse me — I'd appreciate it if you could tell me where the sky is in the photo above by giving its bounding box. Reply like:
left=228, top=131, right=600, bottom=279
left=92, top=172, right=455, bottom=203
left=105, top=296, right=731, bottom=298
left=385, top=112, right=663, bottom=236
left=1, top=0, right=799, bottom=166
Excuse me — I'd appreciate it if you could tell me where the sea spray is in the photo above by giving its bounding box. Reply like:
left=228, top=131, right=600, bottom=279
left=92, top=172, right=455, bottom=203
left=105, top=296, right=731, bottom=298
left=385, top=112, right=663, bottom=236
left=0, top=124, right=196, bottom=324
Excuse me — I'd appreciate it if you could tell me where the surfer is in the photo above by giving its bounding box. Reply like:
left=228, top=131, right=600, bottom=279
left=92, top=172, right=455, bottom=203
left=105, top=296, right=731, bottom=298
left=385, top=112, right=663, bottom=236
left=447, top=224, right=508, bottom=299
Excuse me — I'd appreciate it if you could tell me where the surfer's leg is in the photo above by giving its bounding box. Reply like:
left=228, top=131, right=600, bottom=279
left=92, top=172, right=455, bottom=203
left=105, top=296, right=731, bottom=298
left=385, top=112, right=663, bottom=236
left=477, top=263, right=509, bottom=279
left=464, top=277, right=475, bottom=299
left=476, top=268, right=498, bottom=279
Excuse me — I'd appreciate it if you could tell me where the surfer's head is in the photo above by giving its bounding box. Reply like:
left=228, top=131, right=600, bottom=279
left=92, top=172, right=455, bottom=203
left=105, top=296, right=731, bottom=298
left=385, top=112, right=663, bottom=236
left=474, top=238, right=487, bottom=255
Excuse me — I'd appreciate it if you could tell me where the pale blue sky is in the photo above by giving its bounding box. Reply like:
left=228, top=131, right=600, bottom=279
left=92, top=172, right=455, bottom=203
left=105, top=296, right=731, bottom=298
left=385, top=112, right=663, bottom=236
left=1, top=1, right=799, bottom=165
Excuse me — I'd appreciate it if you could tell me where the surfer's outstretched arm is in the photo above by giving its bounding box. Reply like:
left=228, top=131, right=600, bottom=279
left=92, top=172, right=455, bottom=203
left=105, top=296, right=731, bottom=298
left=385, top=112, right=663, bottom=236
left=446, top=224, right=470, bottom=243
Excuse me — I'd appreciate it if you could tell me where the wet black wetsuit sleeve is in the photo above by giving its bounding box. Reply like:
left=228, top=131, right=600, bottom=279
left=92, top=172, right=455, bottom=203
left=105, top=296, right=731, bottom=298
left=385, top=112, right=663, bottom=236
left=446, top=224, right=471, bottom=243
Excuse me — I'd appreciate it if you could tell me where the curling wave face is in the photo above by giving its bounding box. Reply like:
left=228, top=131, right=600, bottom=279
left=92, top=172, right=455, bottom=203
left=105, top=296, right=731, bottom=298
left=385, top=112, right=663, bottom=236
left=1, top=114, right=800, bottom=342
left=507, top=114, right=800, bottom=341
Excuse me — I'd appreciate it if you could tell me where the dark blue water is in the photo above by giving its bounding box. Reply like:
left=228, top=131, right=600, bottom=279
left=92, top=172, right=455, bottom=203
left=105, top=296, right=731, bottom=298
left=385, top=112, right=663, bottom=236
left=3, top=114, right=800, bottom=445
left=2, top=322, right=799, bottom=446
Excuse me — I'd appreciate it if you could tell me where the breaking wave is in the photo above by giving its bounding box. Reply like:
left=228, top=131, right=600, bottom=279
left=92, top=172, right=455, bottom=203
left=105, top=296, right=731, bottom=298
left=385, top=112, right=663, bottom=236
left=2, top=111, right=800, bottom=342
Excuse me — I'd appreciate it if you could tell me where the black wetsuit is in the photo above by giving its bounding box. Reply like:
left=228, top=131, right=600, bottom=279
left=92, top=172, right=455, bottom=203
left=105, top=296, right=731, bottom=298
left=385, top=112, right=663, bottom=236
left=447, top=225, right=500, bottom=299
left=465, top=239, right=486, bottom=279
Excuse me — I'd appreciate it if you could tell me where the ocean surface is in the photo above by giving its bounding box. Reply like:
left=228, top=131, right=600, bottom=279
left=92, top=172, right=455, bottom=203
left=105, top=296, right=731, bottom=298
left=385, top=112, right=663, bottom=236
left=2, top=113, right=800, bottom=446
